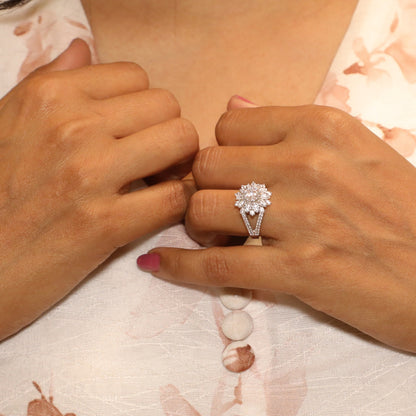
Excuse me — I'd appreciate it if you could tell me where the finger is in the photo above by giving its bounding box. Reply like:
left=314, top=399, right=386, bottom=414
left=185, top=190, right=281, bottom=245
left=227, top=95, right=258, bottom=110
left=68, top=61, right=150, bottom=99
left=111, top=179, right=195, bottom=246
left=34, top=38, right=92, bottom=73
left=0, top=39, right=92, bottom=111
left=193, top=145, right=289, bottom=189
left=186, top=190, right=246, bottom=245
left=32, top=62, right=149, bottom=101
left=99, top=88, right=180, bottom=138
left=144, top=159, right=193, bottom=184
left=32, top=38, right=148, bottom=99
left=216, top=106, right=307, bottom=146
left=114, top=118, right=199, bottom=186
left=138, top=246, right=298, bottom=294
left=29, top=61, right=149, bottom=100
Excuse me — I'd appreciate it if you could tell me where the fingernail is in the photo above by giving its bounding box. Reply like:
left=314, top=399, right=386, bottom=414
left=136, top=253, right=160, bottom=272
left=234, top=95, right=256, bottom=105
left=228, top=95, right=258, bottom=110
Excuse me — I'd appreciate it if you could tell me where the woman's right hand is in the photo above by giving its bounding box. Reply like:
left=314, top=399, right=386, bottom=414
left=0, top=39, right=198, bottom=341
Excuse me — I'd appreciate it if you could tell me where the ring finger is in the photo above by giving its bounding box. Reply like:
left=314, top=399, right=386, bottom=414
left=186, top=189, right=289, bottom=244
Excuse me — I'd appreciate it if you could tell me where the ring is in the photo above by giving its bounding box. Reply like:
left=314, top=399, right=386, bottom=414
left=235, top=182, right=271, bottom=238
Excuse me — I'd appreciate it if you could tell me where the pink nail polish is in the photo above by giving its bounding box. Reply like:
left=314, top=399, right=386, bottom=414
left=137, top=253, right=160, bottom=272
left=234, top=95, right=256, bottom=105
left=228, top=95, right=258, bottom=110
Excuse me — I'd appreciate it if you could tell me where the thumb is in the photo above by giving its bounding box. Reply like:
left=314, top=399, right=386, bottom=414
left=36, top=38, right=92, bottom=74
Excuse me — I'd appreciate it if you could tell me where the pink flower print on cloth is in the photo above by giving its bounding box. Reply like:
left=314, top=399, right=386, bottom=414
left=343, top=1, right=416, bottom=84
left=384, top=0, right=416, bottom=83
left=14, top=12, right=96, bottom=82
left=160, top=385, right=202, bottom=416
left=377, top=125, right=416, bottom=157
left=0, top=382, right=77, bottom=416
left=314, top=72, right=352, bottom=113
left=343, top=37, right=390, bottom=83
left=316, top=0, right=416, bottom=161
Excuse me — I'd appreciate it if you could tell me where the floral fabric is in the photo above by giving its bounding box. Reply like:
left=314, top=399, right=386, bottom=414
left=1, top=0, right=416, bottom=415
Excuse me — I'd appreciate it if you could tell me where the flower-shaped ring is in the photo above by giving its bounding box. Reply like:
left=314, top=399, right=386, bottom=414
left=235, top=182, right=272, bottom=238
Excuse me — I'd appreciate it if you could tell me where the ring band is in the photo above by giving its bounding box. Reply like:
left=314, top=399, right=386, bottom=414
left=235, top=182, right=271, bottom=238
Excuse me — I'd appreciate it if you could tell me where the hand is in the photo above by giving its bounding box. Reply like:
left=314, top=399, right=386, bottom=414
left=140, top=104, right=416, bottom=352
left=0, top=39, right=198, bottom=340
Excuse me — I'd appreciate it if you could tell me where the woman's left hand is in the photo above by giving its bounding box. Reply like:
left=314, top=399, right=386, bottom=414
left=139, top=104, right=416, bottom=353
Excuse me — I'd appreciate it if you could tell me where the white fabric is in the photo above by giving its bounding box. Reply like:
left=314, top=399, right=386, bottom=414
left=1, top=0, right=416, bottom=414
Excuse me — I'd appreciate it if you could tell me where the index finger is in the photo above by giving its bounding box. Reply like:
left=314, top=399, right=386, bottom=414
left=27, top=61, right=149, bottom=101
left=137, top=246, right=299, bottom=294
left=63, top=61, right=150, bottom=99
left=216, top=106, right=303, bottom=146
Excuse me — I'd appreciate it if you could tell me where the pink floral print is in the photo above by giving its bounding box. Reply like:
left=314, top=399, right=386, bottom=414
left=14, top=13, right=95, bottom=81
left=2, top=0, right=416, bottom=415
left=378, top=125, right=416, bottom=156
left=160, top=385, right=202, bottom=416
left=314, top=72, right=352, bottom=113
left=1, top=382, right=76, bottom=416
left=317, top=1, right=416, bottom=159
left=384, top=0, right=416, bottom=83
left=342, top=1, right=416, bottom=84
left=344, top=37, right=390, bottom=83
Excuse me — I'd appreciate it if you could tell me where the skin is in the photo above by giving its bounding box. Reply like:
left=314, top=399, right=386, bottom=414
left=82, top=0, right=359, bottom=146
left=0, top=0, right=359, bottom=341
left=0, top=39, right=198, bottom=340
left=146, top=103, right=416, bottom=353
left=3, top=0, right=415, bottom=354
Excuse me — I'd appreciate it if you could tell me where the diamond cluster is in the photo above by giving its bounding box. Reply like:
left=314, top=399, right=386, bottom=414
left=235, top=182, right=271, bottom=216
left=235, top=182, right=272, bottom=237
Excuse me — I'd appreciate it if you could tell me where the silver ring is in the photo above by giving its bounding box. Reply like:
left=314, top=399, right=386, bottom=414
left=235, top=182, right=271, bottom=238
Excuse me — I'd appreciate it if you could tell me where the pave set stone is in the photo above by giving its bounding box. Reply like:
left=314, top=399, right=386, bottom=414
left=235, top=182, right=271, bottom=237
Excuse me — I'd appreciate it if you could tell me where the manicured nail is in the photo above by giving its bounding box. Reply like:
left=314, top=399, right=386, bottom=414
left=233, top=95, right=256, bottom=105
left=136, top=253, right=160, bottom=272
left=228, top=95, right=258, bottom=110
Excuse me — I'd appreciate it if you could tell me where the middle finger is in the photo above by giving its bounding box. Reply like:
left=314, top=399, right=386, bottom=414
left=97, top=88, right=181, bottom=138
left=193, top=144, right=291, bottom=189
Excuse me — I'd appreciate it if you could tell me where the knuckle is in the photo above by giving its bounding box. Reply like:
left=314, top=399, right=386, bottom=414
left=215, top=110, right=241, bottom=143
left=297, top=149, right=334, bottom=183
left=53, top=118, right=94, bottom=146
left=153, top=88, right=181, bottom=117
left=20, top=73, right=64, bottom=108
left=307, top=106, right=351, bottom=142
left=187, top=191, right=216, bottom=229
left=163, top=180, right=188, bottom=216
left=118, top=61, right=149, bottom=88
left=202, top=248, right=231, bottom=285
left=172, top=117, right=198, bottom=140
left=169, top=118, right=199, bottom=156
left=193, top=146, right=221, bottom=182
left=319, top=107, right=349, bottom=129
